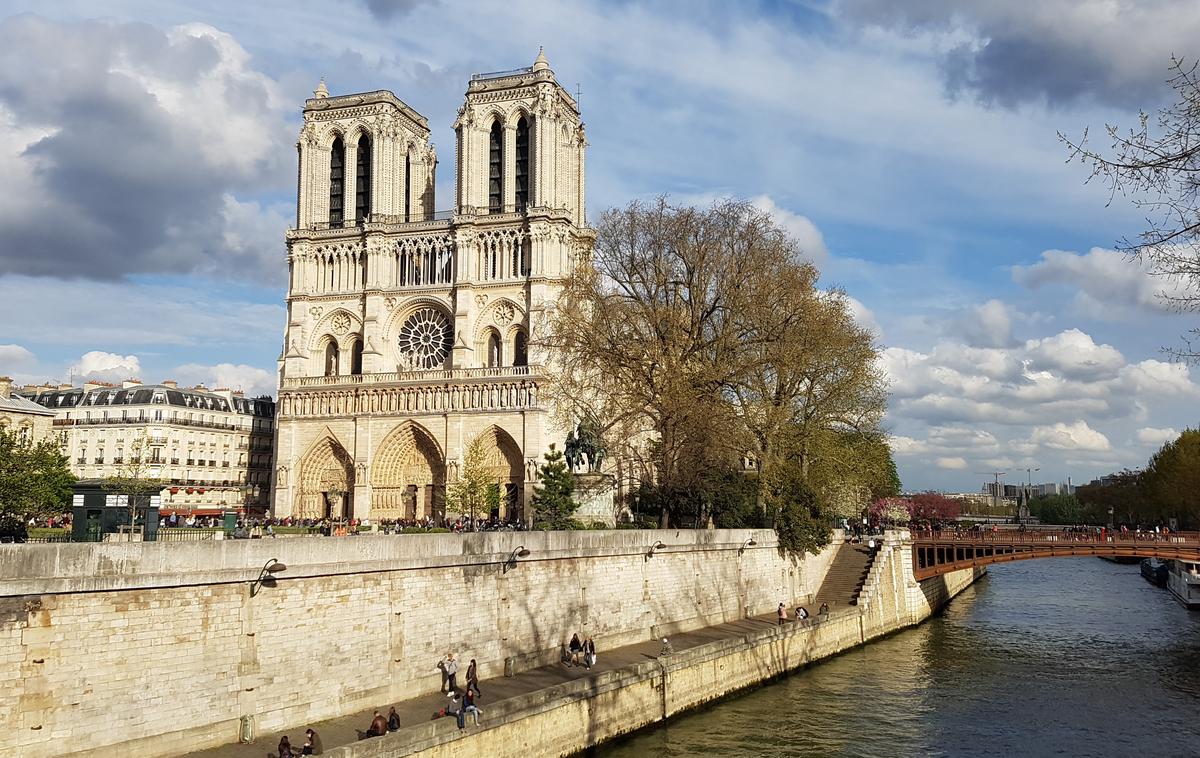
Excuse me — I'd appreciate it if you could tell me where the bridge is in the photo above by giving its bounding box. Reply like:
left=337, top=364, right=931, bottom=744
left=912, top=529, right=1200, bottom=579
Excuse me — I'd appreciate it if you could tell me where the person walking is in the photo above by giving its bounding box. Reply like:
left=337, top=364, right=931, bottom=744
left=466, top=658, right=481, bottom=696
left=583, top=637, right=597, bottom=669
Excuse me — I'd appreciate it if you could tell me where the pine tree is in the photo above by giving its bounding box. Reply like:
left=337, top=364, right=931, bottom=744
left=533, top=444, right=579, bottom=529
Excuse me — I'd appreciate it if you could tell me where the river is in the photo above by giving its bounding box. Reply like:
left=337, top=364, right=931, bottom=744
left=598, top=557, right=1200, bottom=758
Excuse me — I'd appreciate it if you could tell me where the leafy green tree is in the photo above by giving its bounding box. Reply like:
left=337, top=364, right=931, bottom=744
left=532, top=444, right=579, bottom=529
left=1029, top=493, right=1087, bottom=525
left=768, top=460, right=831, bottom=557
left=1144, top=429, right=1200, bottom=528
left=446, top=436, right=493, bottom=524
left=0, top=427, right=76, bottom=535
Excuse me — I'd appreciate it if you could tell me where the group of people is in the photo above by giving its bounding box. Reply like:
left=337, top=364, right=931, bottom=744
left=434, top=652, right=484, bottom=729
left=777, top=602, right=830, bottom=626
left=272, top=728, right=322, bottom=757
left=562, top=633, right=597, bottom=669
left=357, top=706, right=403, bottom=739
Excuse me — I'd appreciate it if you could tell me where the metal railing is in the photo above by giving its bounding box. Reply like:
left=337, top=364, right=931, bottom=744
left=915, top=528, right=1200, bottom=546
left=472, top=65, right=534, bottom=80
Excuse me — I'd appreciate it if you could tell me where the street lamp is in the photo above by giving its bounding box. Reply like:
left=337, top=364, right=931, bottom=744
left=1022, top=467, right=1040, bottom=525
left=503, top=545, right=531, bottom=573
left=646, top=540, right=667, bottom=558
left=250, top=558, right=287, bottom=597
left=739, top=538, right=757, bottom=556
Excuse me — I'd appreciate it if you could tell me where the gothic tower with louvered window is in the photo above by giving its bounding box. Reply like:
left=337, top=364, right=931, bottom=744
left=273, top=50, right=591, bottom=522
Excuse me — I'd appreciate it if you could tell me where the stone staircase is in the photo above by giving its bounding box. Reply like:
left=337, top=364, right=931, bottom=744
left=813, top=542, right=875, bottom=610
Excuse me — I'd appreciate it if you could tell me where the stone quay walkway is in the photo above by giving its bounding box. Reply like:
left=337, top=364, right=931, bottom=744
left=181, top=608, right=840, bottom=758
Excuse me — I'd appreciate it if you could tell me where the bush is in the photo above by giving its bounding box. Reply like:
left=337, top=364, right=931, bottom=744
left=0, top=513, right=28, bottom=543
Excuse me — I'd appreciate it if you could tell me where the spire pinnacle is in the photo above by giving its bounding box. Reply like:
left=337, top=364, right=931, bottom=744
left=313, top=77, right=328, bottom=99
left=533, top=46, right=550, bottom=72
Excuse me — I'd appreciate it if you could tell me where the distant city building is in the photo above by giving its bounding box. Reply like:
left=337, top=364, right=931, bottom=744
left=21, top=380, right=275, bottom=517
left=0, top=376, right=55, bottom=444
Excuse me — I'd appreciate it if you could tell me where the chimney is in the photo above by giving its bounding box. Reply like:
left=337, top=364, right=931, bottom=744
left=122, top=379, right=142, bottom=389
left=0, top=376, right=11, bottom=400
left=161, top=380, right=178, bottom=389
left=233, top=390, right=245, bottom=398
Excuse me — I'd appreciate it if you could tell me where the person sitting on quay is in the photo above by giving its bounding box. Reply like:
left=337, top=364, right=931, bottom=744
left=568, top=633, right=584, bottom=665
left=659, top=637, right=674, bottom=657
left=387, top=706, right=401, bottom=732
left=272, top=735, right=294, bottom=758
left=301, top=728, right=323, bottom=755
left=461, top=688, right=483, bottom=727
left=818, top=602, right=829, bottom=616
left=796, top=606, right=810, bottom=624
left=356, top=711, right=388, bottom=740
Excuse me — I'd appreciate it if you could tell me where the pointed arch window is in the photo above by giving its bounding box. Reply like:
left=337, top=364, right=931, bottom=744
left=515, top=116, right=530, bottom=210
left=489, top=120, right=503, bottom=213
left=404, top=151, right=412, bottom=222
left=355, top=134, right=372, bottom=222
left=329, top=137, right=345, bottom=228
left=351, top=339, right=364, bottom=375
left=513, top=329, right=528, bottom=367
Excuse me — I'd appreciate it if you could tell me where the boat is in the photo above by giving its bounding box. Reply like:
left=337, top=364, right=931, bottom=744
left=1140, top=557, right=1168, bottom=588
left=1166, top=560, right=1200, bottom=608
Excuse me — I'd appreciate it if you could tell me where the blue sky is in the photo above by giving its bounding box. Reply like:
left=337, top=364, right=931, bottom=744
left=1, top=0, right=1198, bottom=492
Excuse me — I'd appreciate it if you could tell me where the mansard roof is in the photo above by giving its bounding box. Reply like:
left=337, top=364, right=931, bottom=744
left=22, top=384, right=275, bottom=418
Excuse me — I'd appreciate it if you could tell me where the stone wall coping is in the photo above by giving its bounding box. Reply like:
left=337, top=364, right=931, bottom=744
left=0, top=529, right=783, bottom=597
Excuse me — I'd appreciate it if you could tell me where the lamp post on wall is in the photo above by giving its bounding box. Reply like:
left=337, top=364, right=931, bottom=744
left=1023, top=467, right=1040, bottom=524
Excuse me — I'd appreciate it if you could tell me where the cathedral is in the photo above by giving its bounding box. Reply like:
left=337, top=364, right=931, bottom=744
left=272, top=50, right=592, bottom=522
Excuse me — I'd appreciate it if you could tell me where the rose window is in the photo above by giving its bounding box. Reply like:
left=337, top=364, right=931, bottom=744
left=397, top=307, right=453, bottom=369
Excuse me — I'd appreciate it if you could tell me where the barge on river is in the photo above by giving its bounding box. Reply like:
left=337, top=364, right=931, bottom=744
left=1167, top=559, right=1200, bottom=608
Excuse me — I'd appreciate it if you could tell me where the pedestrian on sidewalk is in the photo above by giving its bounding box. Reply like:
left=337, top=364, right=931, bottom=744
left=387, top=706, right=401, bottom=732
left=569, top=633, right=583, bottom=665
left=777, top=603, right=788, bottom=625
left=583, top=637, right=596, bottom=669
left=441, top=652, right=459, bottom=693
left=466, top=658, right=481, bottom=696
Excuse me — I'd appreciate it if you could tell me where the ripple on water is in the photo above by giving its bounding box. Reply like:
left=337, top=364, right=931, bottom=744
left=598, top=559, right=1200, bottom=758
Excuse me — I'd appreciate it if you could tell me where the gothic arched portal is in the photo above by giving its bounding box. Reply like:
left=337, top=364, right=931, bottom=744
left=371, top=422, right=446, bottom=521
left=297, top=436, right=354, bottom=520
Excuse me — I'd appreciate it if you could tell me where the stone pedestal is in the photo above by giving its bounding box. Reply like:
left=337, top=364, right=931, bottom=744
left=574, top=472, right=617, bottom=526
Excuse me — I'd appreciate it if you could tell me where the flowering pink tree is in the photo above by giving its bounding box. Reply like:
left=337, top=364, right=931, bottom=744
left=908, top=492, right=961, bottom=523
left=870, top=497, right=911, bottom=525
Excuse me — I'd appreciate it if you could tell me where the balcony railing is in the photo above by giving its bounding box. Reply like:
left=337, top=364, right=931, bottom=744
left=281, top=364, right=542, bottom=389
left=54, top=417, right=241, bottom=432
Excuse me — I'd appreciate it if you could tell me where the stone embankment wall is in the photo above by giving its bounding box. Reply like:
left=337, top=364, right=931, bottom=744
left=0, top=529, right=837, bottom=758
left=324, top=531, right=983, bottom=758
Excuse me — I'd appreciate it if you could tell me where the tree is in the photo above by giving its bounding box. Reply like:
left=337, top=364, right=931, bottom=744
left=445, top=436, right=494, bottom=525
left=544, top=196, right=888, bottom=541
left=0, top=426, right=75, bottom=539
left=769, top=461, right=831, bottom=557
left=102, top=433, right=164, bottom=537
left=870, top=497, right=910, bottom=526
left=532, top=444, right=580, bottom=529
left=1062, top=57, right=1200, bottom=357
left=1143, top=429, right=1200, bottom=528
left=1029, top=493, right=1088, bottom=525
left=907, top=492, right=961, bottom=524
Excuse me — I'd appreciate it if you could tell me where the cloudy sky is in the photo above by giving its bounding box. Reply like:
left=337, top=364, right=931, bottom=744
left=1, top=0, right=1197, bottom=492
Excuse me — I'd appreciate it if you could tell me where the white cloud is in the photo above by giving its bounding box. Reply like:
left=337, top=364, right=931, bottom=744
left=1013, top=247, right=1197, bottom=319
left=936, top=456, right=968, bottom=469
left=1030, top=420, right=1111, bottom=452
left=961, top=298, right=1012, bottom=347
left=750, top=195, right=829, bottom=266
left=1137, top=427, right=1178, bottom=446
left=70, top=351, right=142, bottom=384
left=0, top=344, right=35, bottom=370
left=173, top=362, right=276, bottom=398
left=1024, top=329, right=1124, bottom=380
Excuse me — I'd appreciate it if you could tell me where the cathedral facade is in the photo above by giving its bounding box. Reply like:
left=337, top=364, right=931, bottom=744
left=273, top=51, right=592, bottom=522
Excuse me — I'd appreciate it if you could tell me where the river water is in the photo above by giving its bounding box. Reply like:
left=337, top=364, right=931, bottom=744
left=598, top=558, right=1200, bottom=758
